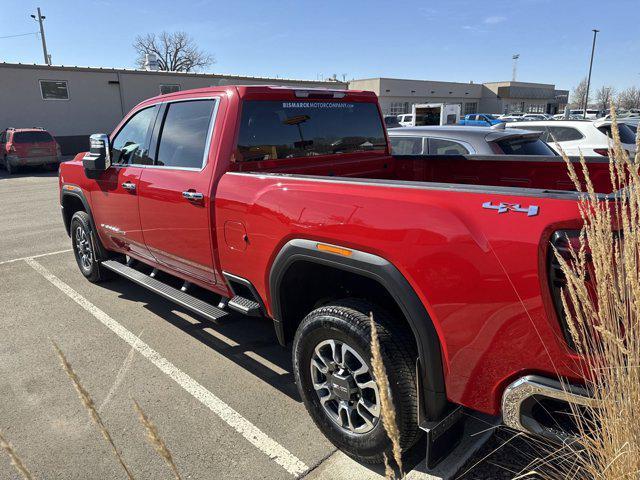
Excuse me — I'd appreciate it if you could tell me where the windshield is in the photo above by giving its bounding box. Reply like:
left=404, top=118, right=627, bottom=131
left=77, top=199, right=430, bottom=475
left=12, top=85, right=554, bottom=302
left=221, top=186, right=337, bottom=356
left=598, top=124, right=637, bottom=144
left=495, top=137, right=556, bottom=155
left=236, top=100, right=386, bottom=161
left=13, top=131, right=53, bottom=143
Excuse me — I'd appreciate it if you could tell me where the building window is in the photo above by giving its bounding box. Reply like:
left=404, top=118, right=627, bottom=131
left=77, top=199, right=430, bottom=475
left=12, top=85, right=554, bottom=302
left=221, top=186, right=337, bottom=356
left=40, top=80, right=69, bottom=100
left=388, top=102, right=409, bottom=116
left=160, top=84, right=181, bottom=95
left=527, top=104, right=545, bottom=113
left=464, top=102, right=478, bottom=115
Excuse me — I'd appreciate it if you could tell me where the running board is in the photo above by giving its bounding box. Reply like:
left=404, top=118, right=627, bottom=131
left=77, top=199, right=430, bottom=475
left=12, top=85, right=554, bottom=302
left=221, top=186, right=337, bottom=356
left=101, top=260, right=228, bottom=322
left=227, top=295, right=261, bottom=317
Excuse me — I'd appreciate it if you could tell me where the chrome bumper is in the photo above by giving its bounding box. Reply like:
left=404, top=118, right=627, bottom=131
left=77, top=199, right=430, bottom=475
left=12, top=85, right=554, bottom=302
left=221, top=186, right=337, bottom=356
left=502, top=375, right=598, bottom=442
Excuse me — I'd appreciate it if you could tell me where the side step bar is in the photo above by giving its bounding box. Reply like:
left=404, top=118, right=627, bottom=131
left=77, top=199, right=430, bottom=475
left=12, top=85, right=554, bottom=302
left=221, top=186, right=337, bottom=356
left=102, top=260, right=228, bottom=322
left=228, top=295, right=261, bottom=317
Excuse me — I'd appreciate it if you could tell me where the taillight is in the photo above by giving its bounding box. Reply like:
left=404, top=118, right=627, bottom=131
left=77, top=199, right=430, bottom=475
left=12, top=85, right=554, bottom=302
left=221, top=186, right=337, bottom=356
left=593, top=148, right=609, bottom=156
left=548, top=230, right=592, bottom=350
left=8, top=144, right=16, bottom=153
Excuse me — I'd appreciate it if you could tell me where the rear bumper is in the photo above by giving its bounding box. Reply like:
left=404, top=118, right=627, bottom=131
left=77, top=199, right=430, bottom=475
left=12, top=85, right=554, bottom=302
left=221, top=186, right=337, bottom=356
left=8, top=155, right=60, bottom=167
left=502, top=375, right=598, bottom=443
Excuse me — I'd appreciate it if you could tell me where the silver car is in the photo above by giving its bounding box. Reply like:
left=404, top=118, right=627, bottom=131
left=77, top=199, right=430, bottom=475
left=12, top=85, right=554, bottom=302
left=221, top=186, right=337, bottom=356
left=387, top=125, right=556, bottom=156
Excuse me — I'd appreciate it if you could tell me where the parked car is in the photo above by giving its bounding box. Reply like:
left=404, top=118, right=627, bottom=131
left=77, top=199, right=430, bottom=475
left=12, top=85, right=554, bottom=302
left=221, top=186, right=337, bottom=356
left=0, top=127, right=61, bottom=174
left=507, top=119, right=637, bottom=157
left=569, top=109, right=601, bottom=119
left=383, top=115, right=402, bottom=129
left=522, top=114, right=552, bottom=121
left=388, top=125, right=556, bottom=156
left=458, top=114, right=504, bottom=126
left=60, top=85, right=612, bottom=467
left=397, top=113, right=413, bottom=126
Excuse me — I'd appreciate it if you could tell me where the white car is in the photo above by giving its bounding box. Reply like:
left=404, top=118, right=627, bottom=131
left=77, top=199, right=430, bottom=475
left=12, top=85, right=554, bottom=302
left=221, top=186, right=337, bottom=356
left=507, top=119, right=637, bottom=157
left=397, top=114, right=413, bottom=127
left=569, top=109, right=601, bottom=119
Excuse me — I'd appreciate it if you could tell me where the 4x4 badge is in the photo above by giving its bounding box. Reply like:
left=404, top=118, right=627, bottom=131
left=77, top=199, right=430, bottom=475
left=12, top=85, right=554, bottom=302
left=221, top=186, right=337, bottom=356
left=482, top=201, right=539, bottom=217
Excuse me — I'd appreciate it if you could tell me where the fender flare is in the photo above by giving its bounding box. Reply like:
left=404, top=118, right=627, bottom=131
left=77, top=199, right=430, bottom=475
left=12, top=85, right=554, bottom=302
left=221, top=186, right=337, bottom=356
left=61, top=186, right=109, bottom=260
left=269, top=238, right=448, bottom=420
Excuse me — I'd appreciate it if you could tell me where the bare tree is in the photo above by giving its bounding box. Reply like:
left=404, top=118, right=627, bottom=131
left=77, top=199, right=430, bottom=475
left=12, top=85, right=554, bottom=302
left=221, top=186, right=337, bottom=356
left=570, top=78, right=589, bottom=107
left=595, top=85, right=616, bottom=112
left=133, top=31, right=214, bottom=72
left=617, top=86, right=640, bottom=110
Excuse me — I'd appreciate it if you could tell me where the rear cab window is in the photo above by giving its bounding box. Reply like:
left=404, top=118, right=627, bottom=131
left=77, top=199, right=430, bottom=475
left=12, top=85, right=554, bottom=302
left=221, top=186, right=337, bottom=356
left=236, top=100, right=386, bottom=162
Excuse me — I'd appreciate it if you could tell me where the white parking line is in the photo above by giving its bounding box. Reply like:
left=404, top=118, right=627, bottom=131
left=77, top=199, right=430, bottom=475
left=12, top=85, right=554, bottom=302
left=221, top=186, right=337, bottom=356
left=0, top=249, right=72, bottom=266
left=25, top=257, right=309, bottom=478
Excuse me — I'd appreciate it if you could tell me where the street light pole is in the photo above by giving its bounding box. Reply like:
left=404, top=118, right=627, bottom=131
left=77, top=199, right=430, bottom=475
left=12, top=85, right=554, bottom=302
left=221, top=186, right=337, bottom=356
left=30, top=7, right=50, bottom=65
left=583, top=29, right=599, bottom=119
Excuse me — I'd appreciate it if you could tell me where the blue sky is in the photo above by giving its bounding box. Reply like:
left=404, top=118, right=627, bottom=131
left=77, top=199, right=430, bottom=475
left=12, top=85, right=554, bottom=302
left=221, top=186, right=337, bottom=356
left=1, top=0, right=639, bottom=91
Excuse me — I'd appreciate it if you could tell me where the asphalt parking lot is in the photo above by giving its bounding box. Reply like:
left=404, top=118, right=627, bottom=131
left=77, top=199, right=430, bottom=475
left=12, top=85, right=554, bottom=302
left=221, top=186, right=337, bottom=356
left=0, top=168, right=496, bottom=480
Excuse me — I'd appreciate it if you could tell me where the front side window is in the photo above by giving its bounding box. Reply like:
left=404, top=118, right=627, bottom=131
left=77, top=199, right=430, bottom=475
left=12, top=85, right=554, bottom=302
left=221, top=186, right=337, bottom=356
left=428, top=138, right=469, bottom=155
left=156, top=100, right=216, bottom=169
left=598, top=124, right=636, bottom=144
left=111, top=106, right=157, bottom=165
left=389, top=136, right=424, bottom=155
left=236, top=101, right=386, bottom=162
left=40, top=80, right=69, bottom=100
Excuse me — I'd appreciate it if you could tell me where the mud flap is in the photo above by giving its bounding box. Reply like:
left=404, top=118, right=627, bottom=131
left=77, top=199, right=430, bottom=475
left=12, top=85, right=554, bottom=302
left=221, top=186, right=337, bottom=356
left=421, top=405, right=465, bottom=469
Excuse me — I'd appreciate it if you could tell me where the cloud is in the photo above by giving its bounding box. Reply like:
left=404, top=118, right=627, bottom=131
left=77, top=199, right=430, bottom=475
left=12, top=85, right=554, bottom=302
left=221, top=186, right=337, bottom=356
left=483, top=16, right=507, bottom=24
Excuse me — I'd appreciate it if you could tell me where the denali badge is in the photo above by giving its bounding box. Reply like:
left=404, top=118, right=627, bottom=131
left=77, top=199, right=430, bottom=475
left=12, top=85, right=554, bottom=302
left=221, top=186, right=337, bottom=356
left=482, top=201, right=539, bottom=217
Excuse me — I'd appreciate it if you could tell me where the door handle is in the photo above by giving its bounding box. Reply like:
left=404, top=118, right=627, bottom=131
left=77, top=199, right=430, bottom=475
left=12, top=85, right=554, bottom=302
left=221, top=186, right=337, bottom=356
left=121, top=182, right=136, bottom=191
left=182, top=191, right=204, bottom=201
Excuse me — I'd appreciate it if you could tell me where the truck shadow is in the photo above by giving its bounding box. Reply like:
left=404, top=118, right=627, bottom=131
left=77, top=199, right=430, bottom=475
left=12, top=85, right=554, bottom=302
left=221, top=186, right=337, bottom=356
left=0, top=168, right=59, bottom=179
left=100, top=277, right=301, bottom=401
left=99, top=276, right=430, bottom=476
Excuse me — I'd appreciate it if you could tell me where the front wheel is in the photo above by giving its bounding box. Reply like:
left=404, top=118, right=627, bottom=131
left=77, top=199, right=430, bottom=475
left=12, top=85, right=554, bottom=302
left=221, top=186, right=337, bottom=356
left=292, top=299, right=421, bottom=464
left=70, top=211, right=108, bottom=283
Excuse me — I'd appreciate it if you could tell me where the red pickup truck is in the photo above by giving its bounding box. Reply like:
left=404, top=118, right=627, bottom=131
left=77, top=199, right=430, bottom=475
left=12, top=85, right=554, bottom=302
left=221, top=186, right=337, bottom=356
left=59, top=86, right=610, bottom=466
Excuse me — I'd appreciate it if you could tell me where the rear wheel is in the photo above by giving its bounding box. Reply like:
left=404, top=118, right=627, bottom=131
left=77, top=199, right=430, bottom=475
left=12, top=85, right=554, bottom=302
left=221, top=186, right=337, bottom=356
left=292, top=299, right=421, bottom=464
left=6, top=159, right=15, bottom=175
left=70, top=211, right=108, bottom=283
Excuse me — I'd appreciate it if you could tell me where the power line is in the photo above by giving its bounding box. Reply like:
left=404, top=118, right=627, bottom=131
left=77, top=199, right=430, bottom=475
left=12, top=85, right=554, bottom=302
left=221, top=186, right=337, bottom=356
left=0, top=31, right=39, bottom=40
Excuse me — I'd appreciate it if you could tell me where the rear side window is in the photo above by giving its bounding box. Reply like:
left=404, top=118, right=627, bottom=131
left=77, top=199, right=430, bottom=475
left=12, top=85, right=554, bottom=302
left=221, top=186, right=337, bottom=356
left=236, top=101, right=386, bottom=162
left=597, top=124, right=637, bottom=144
left=156, top=100, right=216, bottom=169
left=428, top=138, right=469, bottom=155
left=496, top=138, right=556, bottom=155
left=111, top=106, right=157, bottom=165
left=389, top=136, right=424, bottom=155
left=13, top=131, right=54, bottom=143
left=547, top=126, right=584, bottom=142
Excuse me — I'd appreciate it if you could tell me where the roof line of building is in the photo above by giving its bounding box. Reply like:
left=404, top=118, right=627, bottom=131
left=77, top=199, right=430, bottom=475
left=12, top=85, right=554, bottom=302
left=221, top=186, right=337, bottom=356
left=0, top=62, right=343, bottom=84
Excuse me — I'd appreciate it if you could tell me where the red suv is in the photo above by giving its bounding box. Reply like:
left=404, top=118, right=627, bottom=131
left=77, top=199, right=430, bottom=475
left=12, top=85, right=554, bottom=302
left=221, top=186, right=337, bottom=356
left=0, top=127, right=61, bottom=174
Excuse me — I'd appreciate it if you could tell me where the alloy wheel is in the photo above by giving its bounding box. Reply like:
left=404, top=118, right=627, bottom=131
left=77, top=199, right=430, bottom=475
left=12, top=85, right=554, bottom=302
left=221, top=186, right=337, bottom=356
left=74, top=225, right=93, bottom=271
left=310, top=339, right=381, bottom=434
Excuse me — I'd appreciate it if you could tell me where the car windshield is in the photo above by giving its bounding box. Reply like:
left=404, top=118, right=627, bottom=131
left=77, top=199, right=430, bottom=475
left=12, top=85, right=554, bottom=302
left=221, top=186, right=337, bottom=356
left=597, top=124, right=637, bottom=145
left=495, top=137, right=556, bottom=155
left=13, top=131, right=53, bottom=143
left=236, top=100, right=387, bottom=161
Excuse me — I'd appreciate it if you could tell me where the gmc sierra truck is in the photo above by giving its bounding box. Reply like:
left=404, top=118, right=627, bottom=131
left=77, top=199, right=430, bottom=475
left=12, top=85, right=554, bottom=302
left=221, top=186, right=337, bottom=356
left=59, top=86, right=611, bottom=467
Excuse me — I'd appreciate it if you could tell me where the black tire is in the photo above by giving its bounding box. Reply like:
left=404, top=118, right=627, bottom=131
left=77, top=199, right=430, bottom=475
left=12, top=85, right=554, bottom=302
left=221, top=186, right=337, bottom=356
left=70, top=211, right=107, bottom=283
left=6, top=159, right=15, bottom=175
left=292, top=299, right=421, bottom=464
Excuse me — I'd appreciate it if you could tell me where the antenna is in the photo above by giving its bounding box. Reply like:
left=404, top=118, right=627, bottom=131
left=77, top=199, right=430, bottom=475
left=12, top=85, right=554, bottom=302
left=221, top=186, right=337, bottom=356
left=512, top=54, right=520, bottom=82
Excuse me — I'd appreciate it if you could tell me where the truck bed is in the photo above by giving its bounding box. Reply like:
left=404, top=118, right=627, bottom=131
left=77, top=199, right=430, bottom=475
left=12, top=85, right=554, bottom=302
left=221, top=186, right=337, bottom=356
left=232, top=153, right=613, bottom=194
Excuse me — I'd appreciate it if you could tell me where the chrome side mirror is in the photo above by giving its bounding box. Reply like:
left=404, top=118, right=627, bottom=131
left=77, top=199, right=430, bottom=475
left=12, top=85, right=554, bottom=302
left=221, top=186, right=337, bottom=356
left=82, top=133, right=111, bottom=171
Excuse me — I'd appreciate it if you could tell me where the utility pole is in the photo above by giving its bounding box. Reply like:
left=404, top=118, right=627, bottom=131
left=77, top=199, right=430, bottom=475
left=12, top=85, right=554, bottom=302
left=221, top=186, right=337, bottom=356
left=512, top=54, right=520, bottom=82
left=30, top=7, right=50, bottom=65
left=583, top=29, right=599, bottom=118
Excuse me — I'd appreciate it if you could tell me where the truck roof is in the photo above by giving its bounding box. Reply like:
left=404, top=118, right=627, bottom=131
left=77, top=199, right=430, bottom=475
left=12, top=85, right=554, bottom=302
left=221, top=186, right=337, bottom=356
left=140, top=85, right=377, bottom=108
